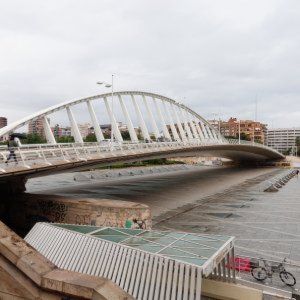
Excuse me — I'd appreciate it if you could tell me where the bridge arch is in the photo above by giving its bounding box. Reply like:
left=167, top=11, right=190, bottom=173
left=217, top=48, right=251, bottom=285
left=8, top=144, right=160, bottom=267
left=0, top=91, right=226, bottom=145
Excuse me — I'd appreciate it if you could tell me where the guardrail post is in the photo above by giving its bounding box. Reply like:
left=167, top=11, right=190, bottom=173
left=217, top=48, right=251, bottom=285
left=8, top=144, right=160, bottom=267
left=58, top=144, right=67, bottom=161
left=231, top=247, right=236, bottom=281
left=40, top=145, right=51, bottom=165
left=17, top=147, right=30, bottom=168
left=73, top=144, right=80, bottom=160
left=82, top=143, right=89, bottom=160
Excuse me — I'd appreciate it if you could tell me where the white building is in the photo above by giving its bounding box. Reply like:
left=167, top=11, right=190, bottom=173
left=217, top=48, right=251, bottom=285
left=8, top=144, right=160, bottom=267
left=77, top=123, right=90, bottom=139
left=267, top=127, right=300, bottom=154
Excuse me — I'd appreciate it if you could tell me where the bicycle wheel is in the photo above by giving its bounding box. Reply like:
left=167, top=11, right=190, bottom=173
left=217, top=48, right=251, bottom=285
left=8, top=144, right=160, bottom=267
left=279, top=271, right=296, bottom=286
left=251, top=267, right=267, bottom=281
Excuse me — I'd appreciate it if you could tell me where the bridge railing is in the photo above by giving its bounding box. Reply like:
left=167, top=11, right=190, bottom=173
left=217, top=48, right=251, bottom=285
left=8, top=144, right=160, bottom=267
left=0, top=139, right=228, bottom=170
left=226, top=139, right=283, bottom=155
left=227, top=139, right=264, bottom=146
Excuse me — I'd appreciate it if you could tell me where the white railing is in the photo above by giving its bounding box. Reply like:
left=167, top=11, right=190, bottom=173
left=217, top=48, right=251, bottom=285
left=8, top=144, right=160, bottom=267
left=226, top=139, right=284, bottom=155
left=0, top=139, right=220, bottom=171
left=231, top=254, right=299, bottom=292
left=0, top=137, right=282, bottom=173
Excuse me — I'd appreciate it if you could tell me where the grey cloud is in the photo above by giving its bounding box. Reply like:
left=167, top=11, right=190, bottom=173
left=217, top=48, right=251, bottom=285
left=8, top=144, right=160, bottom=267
left=0, top=0, right=300, bottom=129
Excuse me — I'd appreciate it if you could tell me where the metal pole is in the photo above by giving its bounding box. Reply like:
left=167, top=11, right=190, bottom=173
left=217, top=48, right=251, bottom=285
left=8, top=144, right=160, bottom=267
left=111, top=74, right=114, bottom=143
left=238, top=120, right=241, bottom=144
left=252, top=123, right=255, bottom=145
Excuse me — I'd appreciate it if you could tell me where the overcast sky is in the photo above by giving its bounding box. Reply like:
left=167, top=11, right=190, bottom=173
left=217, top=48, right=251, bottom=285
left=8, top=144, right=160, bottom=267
left=1, top=0, right=300, bottom=129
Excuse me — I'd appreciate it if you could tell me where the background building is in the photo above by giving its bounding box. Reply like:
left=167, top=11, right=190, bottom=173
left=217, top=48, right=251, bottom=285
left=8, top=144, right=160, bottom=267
left=28, top=118, right=47, bottom=138
left=209, top=117, right=267, bottom=144
left=77, top=123, right=90, bottom=139
left=51, top=125, right=72, bottom=139
left=0, top=117, right=7, bottom=128
left=0, top=117, right=8, bottom=141
left=267, top=127, right=300, bottom=154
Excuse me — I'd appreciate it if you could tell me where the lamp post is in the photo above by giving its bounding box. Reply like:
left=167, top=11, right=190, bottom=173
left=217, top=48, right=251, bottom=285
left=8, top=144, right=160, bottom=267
left=252, top=124, right=255, bottom=145
left=97, top=75, right=114, bottom=143
left=238, top=119, right=241, bottom=145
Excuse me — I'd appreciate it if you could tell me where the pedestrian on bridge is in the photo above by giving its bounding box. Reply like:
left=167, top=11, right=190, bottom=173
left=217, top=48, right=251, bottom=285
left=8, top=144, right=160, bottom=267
left=5, top=135, right=18, bottom=165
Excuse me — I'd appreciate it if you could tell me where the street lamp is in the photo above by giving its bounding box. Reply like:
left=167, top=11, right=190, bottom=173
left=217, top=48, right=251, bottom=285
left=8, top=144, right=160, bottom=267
left=238, top=119, right=241, bottom=144
left=97, top=75, right=114, bottom=143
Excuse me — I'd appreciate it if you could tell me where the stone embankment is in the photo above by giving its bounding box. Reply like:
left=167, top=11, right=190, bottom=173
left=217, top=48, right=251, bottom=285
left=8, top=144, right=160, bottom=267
left=264, top=170, right=298, bottom=192
left=0, top=221, right=133, bottom=299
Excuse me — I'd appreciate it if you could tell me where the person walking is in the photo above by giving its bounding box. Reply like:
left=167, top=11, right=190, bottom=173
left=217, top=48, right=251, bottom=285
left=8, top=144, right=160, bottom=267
left=5, top=135, right=18, bottom=165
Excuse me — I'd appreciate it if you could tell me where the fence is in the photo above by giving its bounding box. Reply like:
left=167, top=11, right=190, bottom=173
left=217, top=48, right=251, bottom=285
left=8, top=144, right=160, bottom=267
left=0, top=140, right=227, bottom=170
left=227, top=255, right=299, bottom=292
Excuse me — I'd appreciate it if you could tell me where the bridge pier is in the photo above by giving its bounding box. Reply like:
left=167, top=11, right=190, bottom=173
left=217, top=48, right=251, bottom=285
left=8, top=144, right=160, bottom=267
left=0, top=177, right=27, bottom=234
left=0, top=176, right=27, bottom=195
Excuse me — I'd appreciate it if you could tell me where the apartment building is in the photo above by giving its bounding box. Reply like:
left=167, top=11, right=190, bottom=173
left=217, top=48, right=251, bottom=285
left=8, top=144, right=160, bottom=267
left=28, top=118, right=46, bottom=137
left=209, top=117, right=267, bottom=144
left=267, top=127, right=300, bottom=154
left=0, top=117, right=7, bottom=128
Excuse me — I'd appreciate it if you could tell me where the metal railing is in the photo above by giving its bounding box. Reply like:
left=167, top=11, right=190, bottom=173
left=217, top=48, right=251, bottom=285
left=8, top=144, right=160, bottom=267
left=0, top=139, right=227, bottom=172
left=227, top=138, right=266, bottom=147
left=226, top=139, right=284, bottom=158
left=228, top=255, right=299, bottom=292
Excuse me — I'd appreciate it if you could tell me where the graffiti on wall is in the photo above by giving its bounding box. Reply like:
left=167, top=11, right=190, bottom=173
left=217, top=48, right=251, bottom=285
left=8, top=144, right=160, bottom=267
left=37, top=200, right=68, bottom=222
left=74, top=214, right=91, bottom=225
left=125, top=218, right=146, bottom=229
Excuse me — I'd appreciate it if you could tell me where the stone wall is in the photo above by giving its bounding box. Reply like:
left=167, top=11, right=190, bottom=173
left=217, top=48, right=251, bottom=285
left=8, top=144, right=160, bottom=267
left=6, top=193, right=151, bottom=233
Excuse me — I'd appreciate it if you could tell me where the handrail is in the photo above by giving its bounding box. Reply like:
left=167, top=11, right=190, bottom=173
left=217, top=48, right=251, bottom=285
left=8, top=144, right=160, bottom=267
left=0, top=139, right=284, bottom=172
left=226, top=139, right=283, bottom=156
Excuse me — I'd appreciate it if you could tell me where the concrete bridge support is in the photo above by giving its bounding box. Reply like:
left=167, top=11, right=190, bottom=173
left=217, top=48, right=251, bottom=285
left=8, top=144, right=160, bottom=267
left=0, top=177, right=27, bottom=230
left=0, top=177, right=27, bottom=195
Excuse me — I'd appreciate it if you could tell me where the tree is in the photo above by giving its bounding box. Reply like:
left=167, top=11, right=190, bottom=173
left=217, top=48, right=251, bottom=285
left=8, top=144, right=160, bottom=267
left=121, top=130, right=131, bottom=140
left=57, top=136, right=75, bottom=143
left=54, top=124, right=60, bottom=141
left=282, top=148, right=292, bottom=156
left=135, top=128, right=143, bottom=140
left=226, top=135, right=237, bottom=140
left=296, top=137, right=300, bottom=156
left=103, top=132, right=110, bottom=139
left=254, top=139, right=263, bottom=144
left=84, top=134, right=97, bottom=142
left=240, top=132, right=251, bottom=141
left=22, top=134, right=46, bottom=144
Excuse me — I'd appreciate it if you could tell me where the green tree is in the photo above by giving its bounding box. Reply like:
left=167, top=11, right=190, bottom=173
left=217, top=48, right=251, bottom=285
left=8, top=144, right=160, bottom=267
left=57, top=136, right=75, bottom=143
left=103, top=132, right=110, bottom=139
left=121, top=130, right=131, bottom=140
left=22, top=134, right=46, bottom=144
left=84, top=134, right=97, bottom=142
left=282, top=148, right=292, bottom=156
left=226, top=135, right=237, bottom=140
left=240, top=132, right=251, bottom=141
left=254, top=139, right=263, bottom=144
left=296, top=137, right=300, bottom=156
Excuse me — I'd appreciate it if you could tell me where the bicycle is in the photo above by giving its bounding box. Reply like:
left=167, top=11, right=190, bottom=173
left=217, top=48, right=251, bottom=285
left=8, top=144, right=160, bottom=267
left=251, top=258, right=296, bottom=287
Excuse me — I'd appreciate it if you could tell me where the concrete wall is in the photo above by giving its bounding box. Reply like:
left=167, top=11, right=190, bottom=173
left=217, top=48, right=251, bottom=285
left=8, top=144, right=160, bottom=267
left=202, top=278, right=263, bottom=300
left=5, top=193, right=151, bottom=234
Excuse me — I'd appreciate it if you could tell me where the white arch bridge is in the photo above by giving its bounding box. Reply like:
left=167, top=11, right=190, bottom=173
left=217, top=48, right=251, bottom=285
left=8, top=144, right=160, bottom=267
left=0, top=91, right=284, bottom=193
